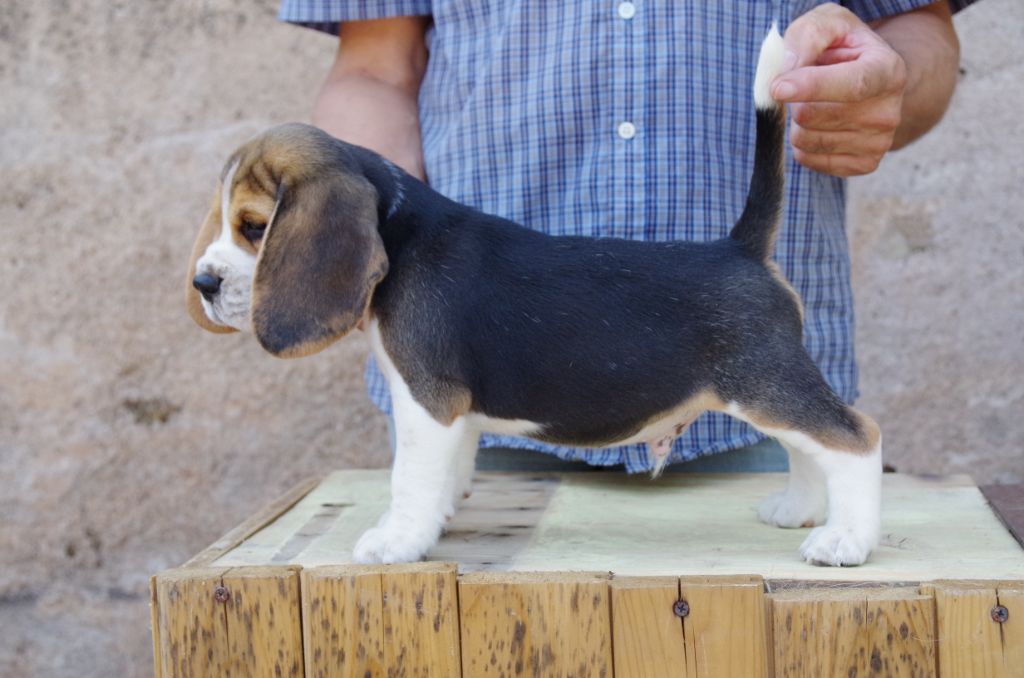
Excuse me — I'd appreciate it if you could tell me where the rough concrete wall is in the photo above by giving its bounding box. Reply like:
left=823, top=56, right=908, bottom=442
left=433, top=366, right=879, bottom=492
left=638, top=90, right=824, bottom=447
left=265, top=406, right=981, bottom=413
left=0, top=1, right=1020, bottom=675
left=850, top=4, right=1024, bottom=484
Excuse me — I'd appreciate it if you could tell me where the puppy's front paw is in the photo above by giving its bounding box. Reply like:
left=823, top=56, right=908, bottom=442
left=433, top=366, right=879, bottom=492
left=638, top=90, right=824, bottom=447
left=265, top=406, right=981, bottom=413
left=799, top=524, right=876, bottom=566
left=352, top=523, right=437, bottom=564
left=758, top=490, right=827, bottom=528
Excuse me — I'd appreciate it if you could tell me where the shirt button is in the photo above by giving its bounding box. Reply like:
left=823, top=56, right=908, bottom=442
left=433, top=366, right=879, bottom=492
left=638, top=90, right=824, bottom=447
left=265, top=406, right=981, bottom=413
left=617, top=121, right=637, bottom=140
left=617, top=1, right=636, bottom=20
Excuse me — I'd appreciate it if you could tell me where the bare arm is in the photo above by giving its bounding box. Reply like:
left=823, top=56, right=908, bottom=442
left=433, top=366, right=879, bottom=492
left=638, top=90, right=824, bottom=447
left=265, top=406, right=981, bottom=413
left=872, top=2, right=960, bottom=149
left=772, top=2, right=960, bottom=177
left=313, top=17, right=430, bottom=180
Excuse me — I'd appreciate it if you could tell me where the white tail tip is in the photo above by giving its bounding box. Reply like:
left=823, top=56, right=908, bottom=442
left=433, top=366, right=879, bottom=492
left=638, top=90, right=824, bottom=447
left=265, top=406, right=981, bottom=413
left=753, top=23, right=786, bottom=109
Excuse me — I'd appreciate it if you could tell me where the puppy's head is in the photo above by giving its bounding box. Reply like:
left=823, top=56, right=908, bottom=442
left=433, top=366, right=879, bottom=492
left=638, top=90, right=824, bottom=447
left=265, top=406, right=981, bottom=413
left=187, top=123, right=389, bottom=358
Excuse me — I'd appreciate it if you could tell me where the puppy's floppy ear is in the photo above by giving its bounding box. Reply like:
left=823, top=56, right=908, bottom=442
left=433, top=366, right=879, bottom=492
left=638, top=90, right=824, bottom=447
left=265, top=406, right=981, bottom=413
left=251, top=170, right=388, bottom=358
left=186, top=190, right=237, bottom=334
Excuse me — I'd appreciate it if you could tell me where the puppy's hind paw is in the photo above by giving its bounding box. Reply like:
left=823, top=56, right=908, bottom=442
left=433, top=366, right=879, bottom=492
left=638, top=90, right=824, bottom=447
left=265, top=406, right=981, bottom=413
left=758, top=490, right=827, bottom=528
left=352, top=525, right=432, bottom=564
left=799, top=525, right=875, bottom=567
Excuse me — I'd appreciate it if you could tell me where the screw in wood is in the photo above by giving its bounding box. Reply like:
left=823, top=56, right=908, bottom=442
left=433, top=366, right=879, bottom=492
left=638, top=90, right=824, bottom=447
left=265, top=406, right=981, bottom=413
left=214, top=586, right=230, bottom=603
left=991, top=605, right=1009, bottom=623
left=673, top=599, right=690, bottom=618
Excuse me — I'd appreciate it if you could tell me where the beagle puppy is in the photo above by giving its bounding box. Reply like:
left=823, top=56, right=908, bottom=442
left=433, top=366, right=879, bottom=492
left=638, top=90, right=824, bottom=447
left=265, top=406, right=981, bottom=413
left=187, top=29, right=882, bottom=567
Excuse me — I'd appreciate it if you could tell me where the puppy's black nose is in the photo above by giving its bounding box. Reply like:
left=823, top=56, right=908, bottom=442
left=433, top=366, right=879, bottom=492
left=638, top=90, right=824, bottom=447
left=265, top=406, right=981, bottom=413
left=192, top=273, right=222, bottom=301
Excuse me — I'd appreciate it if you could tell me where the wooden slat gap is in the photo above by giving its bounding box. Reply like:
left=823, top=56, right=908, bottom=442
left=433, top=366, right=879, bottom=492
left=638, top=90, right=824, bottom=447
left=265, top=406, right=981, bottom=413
left=767, top=578, right=923, bottom=592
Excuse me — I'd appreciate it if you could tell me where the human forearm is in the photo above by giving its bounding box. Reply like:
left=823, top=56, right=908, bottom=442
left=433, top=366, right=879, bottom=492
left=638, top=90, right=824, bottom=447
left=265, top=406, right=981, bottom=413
left=313, top=17, right=430, bottom=180
left=314, top=71, right=426, bottom=178
left=872, top=2, right=960, bottom=149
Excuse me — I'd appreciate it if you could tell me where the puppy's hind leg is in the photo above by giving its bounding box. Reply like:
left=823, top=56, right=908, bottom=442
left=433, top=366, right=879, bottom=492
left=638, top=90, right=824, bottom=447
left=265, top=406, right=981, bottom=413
left=722, top=361, right=882, bottom=566
left=353, top=396, right=479, bottom=564
left=757, top=440, right=828, bottom=528
left=792, top=418, right=881, bottom=567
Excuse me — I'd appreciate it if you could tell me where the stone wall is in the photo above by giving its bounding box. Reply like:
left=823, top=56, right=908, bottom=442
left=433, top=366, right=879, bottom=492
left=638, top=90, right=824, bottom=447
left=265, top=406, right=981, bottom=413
left=1, top=1, right=1020, bottom=675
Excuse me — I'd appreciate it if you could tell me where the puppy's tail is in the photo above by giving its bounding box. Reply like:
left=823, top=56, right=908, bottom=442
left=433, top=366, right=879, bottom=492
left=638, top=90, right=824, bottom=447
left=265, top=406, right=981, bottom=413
left=729, top=24, right=788, bottom=262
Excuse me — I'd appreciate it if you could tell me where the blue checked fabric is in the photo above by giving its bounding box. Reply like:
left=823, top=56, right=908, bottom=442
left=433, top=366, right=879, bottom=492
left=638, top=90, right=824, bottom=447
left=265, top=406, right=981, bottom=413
left=281, top=0, right=974, bottom=472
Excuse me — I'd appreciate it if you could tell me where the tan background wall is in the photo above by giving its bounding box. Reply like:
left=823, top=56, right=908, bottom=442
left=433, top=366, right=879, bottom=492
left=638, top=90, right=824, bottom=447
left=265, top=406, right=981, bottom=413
left=0, top=1, right=1020, bottom=675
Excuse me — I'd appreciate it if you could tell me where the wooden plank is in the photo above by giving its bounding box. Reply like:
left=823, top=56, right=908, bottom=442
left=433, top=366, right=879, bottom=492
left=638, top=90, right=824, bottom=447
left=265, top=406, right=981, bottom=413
left=221, top=566, right=304, bottom=677
left=931, top=582, right=1024, bottom=677
left=301, top=565, right=385, bottom=678
left=150, top=575, right=163, bottom=678
left=610, top=577, right=687, bottom=678
left=186, top=476, right=320, bottom=566
left=505, top=472, right=1024, bottom=580
left=153, top=567, right=231, bottom=678
left=213, top=472, right=1024, bottom=583
left=981, top=485, right=1024, bottom=548
left=459, top=571, right=612, bottom=677
left=770, top=587, right=936, bottom=678
left=1000, top=585, right=1024, bottom=676
left=301, top=563, right=460, bottom=677
left=679, top=575, right=768, bottom=678
left=381, top=562, right=462, bottom=677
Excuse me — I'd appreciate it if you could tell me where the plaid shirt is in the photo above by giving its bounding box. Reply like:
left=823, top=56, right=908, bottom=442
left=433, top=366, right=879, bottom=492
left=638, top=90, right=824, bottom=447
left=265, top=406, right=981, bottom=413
left=281, top=0, right=974, bottom=472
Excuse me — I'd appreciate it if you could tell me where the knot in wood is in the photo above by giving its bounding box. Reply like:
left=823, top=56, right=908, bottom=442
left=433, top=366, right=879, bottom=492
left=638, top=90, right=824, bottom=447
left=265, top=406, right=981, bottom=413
left=673, top=599, right=690, bottom=618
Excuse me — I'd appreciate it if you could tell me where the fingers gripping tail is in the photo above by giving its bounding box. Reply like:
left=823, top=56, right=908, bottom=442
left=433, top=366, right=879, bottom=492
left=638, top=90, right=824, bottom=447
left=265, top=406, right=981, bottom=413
left=730, top=24, right=788, bottom=262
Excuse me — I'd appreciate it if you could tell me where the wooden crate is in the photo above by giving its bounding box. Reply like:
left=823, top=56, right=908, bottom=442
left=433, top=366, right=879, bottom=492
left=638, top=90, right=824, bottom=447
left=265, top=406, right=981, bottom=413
left=150, top=472, right=1024, bottom=677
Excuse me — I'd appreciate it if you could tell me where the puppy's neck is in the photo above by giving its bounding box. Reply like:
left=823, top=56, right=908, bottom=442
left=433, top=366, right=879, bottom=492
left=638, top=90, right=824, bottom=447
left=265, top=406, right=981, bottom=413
left=375, top=158, right=408, bottom=221
left=349, top=147, right=415, bottom=215
left=352, top=148, right=459, bottom=259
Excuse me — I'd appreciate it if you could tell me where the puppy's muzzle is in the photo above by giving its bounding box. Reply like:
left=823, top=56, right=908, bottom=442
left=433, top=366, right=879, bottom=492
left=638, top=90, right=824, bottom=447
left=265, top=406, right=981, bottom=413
left=192, top=273, right=222, bottom=301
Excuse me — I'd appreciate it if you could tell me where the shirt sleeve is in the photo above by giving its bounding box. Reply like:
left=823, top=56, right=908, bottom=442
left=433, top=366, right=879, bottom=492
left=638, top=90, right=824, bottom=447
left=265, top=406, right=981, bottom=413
left=841, top=0, right=978, bottom=23
left=279, top=0, right=431, bottom=36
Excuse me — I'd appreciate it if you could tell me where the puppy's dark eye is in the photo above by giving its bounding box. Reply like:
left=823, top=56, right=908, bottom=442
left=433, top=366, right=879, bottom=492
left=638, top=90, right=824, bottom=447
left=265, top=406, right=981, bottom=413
left=240, top=220, right=266, bottom=244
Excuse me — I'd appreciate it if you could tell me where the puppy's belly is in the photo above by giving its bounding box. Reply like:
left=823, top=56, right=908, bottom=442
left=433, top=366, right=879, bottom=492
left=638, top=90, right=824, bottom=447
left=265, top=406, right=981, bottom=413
left=465, top=399, right=706, bottom=450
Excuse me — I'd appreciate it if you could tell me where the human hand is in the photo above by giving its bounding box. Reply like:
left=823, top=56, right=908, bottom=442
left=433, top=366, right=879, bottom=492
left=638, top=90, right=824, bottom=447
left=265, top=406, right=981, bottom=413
left=772, top=4, right=908, bottom=177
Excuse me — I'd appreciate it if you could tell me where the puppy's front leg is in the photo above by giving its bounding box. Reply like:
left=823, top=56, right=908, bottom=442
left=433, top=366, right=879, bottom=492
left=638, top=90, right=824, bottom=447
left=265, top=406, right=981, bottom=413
left=353, top=401, right=479, bottom=564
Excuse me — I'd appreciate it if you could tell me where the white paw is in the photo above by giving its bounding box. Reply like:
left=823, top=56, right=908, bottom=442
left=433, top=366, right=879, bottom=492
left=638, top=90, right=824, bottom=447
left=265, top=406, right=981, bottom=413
left=352, top=523, right=436, bottom=564
left=758, top=490, right=827, bottom=528
left=799, top=524, right=876, bottom=566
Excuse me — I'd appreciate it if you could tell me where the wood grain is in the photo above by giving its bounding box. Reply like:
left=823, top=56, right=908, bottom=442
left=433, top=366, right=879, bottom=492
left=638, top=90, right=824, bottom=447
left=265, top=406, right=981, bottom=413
left=221, top=566, right=304, bottom=677
left=302, top=565, right=385, bottom=678
left=150, top=575, right=163, bottom=678
left=610, top=577, right=686, bottom=678
left=153, top=566, right=304, bottom=677
left=153, top=567, right=232, bottom=678
left=769, top=587, right=936, bottom=678
left=459, top=571, right=612, bottom=677
left=679, top=575, right=768, bottom=678
left=930, top=582, right=1024, bottom=677
left=381, top=562, right=462, bottom=677
left=300, top=563, right=460, bottom=678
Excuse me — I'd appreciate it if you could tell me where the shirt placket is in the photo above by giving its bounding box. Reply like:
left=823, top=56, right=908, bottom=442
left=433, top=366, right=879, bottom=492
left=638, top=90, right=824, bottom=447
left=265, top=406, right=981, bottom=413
left=610, top=0, right=647, bottom=240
